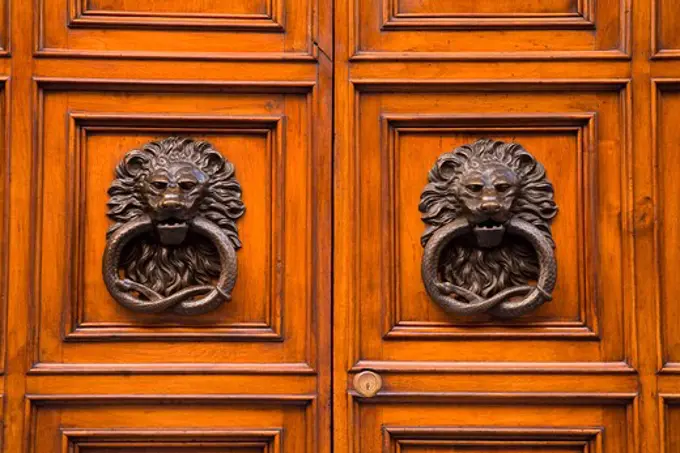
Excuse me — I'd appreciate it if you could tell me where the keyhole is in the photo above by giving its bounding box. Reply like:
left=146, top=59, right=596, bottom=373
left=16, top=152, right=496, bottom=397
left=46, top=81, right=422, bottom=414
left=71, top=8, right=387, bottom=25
left=353, top=370, right=382, bottom=398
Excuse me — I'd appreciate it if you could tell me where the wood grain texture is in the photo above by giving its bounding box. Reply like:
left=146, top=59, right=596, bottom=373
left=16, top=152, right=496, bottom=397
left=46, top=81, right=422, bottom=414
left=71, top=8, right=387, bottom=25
left=0, top=0, right=674, bottom=451
left=28, top=79, right=323, bottom=374
left=348, top=392, right=635, bottom=453
left=349, top=0, right=629, bottom=59
left=25, top=395, right=314, bottom=453
left=652, top=0, right=680, bottom=59
left=332, top=0, right=663, bottom=451
left=341, top=80, right=632, bottom=368
left=37, top=0, right=316, bottom=58
left=4, top=0, right=331, bottom=448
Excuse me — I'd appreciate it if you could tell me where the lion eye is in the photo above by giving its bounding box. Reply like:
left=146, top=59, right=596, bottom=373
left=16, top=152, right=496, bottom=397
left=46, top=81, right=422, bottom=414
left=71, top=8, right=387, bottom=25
left=151, top=181, right=168, bottom=190
left=495, top=183, right=511, bottom=193
left=179, top=181, right=197, bottom=191
left=466, top=184, right=483, bottom=193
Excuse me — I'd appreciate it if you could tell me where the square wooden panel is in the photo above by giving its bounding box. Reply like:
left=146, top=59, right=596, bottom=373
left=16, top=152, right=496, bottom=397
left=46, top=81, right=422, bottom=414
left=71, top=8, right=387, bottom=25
left=654, top=80, right=680, bottom=374
left=341, top=80, right=633, bottom=371
left=349, top=393, right=633, bottom=453
left=349, top=0, right=629, bottom=59
left=30, top=79, right=323, bottom=374
left=37, top=0, right=313, bottom=58
left=26, top=395, right=313, bottom=453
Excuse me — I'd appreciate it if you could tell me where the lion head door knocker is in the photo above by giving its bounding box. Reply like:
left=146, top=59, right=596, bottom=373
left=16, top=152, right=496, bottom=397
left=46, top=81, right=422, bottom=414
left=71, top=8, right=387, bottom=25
left=102, top=137, right=245, bottom=316
left=419, top=139, right=558, bottom=318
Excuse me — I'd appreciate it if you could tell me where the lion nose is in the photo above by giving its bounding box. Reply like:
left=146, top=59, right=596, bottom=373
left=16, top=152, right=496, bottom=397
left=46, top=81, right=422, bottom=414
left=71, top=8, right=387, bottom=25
left=479, top=201, right=501, bottom=213
left=160, top=197, right=183, bottom=211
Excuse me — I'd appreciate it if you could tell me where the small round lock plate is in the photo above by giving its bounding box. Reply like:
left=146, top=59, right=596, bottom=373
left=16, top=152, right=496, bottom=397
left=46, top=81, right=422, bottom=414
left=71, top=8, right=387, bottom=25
left=353, top=370, right=383, bottom=398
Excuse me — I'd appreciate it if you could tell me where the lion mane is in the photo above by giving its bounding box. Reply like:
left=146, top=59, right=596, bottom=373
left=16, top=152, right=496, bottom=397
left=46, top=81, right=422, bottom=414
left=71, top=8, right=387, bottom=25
left=106, top=137, right=245, bottom=296
left=419, top=139, right=558, bottom=297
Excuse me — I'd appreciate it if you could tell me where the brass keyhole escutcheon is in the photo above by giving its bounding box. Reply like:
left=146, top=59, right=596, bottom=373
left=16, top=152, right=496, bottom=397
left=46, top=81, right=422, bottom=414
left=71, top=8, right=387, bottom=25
left=353, top=370, right=383, bottom=398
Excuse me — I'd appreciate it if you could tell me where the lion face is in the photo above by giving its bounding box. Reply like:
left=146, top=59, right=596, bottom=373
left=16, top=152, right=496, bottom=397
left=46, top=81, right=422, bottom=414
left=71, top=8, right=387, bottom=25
left=144, top=162, right=209, bottom=245
left=419, top=139, right=557, bottom=297
left=107, top=137, right=244, bottom=297
left=458, top=161, right=519, bottom=248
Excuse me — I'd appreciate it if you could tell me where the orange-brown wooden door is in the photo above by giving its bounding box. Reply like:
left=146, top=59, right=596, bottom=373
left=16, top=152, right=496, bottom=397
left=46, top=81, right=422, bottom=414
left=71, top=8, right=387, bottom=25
left=0, top=0, right=675, bottom=452
left=334, top=0, right=674, bottom=452
left=0, top=0, right=332, bottom=451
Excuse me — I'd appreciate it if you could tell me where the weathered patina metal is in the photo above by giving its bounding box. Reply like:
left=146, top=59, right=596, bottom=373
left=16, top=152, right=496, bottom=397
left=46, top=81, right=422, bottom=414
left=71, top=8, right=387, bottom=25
left=102, top=137, right=244, bottom=315
left=419, top=139, right=558, bottom=318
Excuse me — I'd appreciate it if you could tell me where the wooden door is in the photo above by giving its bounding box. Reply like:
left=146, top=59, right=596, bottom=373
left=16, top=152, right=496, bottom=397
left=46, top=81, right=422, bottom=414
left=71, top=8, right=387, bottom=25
left=0, top=0, right=676, bottom=451
left=1, top=0, right=332, bottom=452
left=334, top=1, right=672, bottom=453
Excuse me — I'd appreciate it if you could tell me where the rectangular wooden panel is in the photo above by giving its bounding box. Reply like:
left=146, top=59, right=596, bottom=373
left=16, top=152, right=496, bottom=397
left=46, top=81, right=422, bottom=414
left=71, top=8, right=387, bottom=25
left=340, top=80, right=632, bottom=371
left=654, top=80, right=680, bottom=374
left=0, top=79, right=8, bottom=376
left=351, top=0, right=629, bottom=59
left=0, top=0, right=7, bottom=54
left=350, top=393, right=633, bottom=453
left=662, top=395, right=680, bottom=453
left=30, top=79, right=322, bottom=374
left=38, top=0, right=313, bottom=58
left=26, top=395, right=313, bottom=453
left=653, top=0, right=680, bottom=58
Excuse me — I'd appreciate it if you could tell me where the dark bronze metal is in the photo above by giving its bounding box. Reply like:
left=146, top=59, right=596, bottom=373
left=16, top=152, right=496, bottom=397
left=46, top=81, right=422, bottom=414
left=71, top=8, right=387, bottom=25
left=102, top=137, right=245, bottom=315
left=419, top=139, right=558, bottom=318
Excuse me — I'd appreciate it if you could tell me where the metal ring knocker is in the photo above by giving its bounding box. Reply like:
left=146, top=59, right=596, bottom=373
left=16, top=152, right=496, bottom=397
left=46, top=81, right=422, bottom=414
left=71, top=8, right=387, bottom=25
left=103, top=214, right=237, bottom=316
left=419, top=139, right=558, bottom=318
left=421, top=217, right=557, bottom=318
left=102, top=137, right=244, bottom=316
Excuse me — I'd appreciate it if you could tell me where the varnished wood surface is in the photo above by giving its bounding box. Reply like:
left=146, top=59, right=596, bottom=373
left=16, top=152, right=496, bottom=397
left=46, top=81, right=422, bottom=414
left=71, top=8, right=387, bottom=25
left=333, top=0, right=674, bottom=452
left=0, top=0, right=675, bottom=451
left=4, top=0, right=332, bottom=450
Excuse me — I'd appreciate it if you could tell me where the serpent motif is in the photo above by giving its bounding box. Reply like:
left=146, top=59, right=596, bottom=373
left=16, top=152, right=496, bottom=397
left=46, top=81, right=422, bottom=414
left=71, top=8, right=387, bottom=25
left=419, top=139, right=558, bottom=318
left=102, top=137, right=244, bottom=315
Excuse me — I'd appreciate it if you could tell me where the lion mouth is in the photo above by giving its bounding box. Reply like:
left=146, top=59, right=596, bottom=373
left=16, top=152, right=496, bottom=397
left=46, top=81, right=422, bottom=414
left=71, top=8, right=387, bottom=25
left=156, top=217, right=189, bottom=245
left=473, top=219, right=506, bottom=248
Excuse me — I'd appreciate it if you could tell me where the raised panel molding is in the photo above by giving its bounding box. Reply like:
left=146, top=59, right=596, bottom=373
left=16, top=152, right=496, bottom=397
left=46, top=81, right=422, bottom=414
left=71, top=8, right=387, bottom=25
left=61, top=429, right=282, bottom=453
left=381, top=0, right=596, bottom=30
left=36, top=0, right=316, bottom=59
left=339, top=79, right=634, bottom=372
left=26, top=394, right=314, bottom=453
left=652, top=0, right=680, bottom=59
left=62, top=113, right=284, bottom=342
left=0, top=0, right=7, bottom=54
left=29, top=78, right=320, bottom=375
left=653, top=80, right=680, bottom=374
left=348, top=392, right=636, bottom=453
left=661, top=394, right=680, bottom=453
left=350, top=0, right=631, bottom=60
left=0, top=78, right=8, bottom=375
left=68, top=0, right=285, bottom=31
left=380, top=113, right=599, bottom=341
left=384, top=427, right=604, bottom=453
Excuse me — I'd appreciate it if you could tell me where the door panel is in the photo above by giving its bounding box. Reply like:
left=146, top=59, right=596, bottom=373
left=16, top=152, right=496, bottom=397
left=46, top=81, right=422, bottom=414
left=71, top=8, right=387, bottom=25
left=656, top=82, right=680, bottom=373
left=27, top=395, right=313, bottom=453
left=38, top=0, right=315, bottom=57
left=0, top=0, right=675, bottom=451
left=350, top=0, right=628, bottom=59
left=31, top=81, right=317, bottom=373
left=344, top=82, right=631, bottom=368
left=352, top=394, right=633, bottom=453
left=4, top=0, right=331, bottom=449
left=336, top=0, right=659, bottom=451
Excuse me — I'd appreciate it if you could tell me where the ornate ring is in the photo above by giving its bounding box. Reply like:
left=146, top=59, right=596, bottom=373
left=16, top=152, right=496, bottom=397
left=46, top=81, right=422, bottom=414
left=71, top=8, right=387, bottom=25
left=101, top=137, right=244, bottom=316
left=421, top=217, right=557, bottom=318
left=419, top=139, right=558, bottom=318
